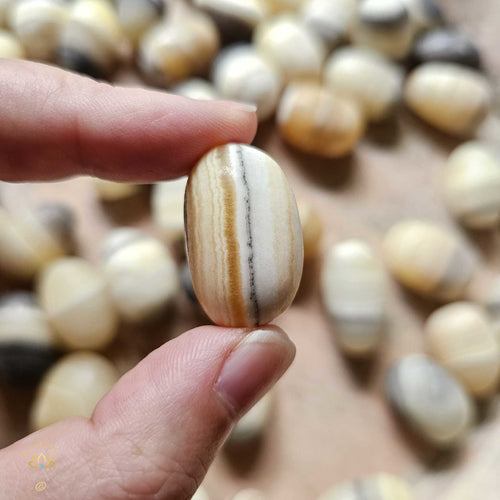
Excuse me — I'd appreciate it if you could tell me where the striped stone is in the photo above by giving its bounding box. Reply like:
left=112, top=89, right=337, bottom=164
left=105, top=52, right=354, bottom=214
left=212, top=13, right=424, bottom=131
left=425, top=302, right=500, bottom=397
left=321, top=240, right=387, bottom=357
left=185, top=143, right=303, bottom=327
left=383, top=219, right=476, bottom=301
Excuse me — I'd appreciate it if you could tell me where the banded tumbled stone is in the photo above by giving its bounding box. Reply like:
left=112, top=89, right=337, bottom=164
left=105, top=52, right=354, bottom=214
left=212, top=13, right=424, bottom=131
left=425, top=302, right=500, bottom=397
left=383, top=219, right=476, bottom=301
left=443, top=142, right=500, bottom=230
left=321, top=240, right=387, bottom=357
left=185, top=144, right=303, bottom=327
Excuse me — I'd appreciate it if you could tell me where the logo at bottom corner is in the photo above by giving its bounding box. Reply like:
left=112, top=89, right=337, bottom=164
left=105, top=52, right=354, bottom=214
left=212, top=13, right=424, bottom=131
left=35, top=481, right=47, bottom=492
left=24, top=441, right=57, bottom=470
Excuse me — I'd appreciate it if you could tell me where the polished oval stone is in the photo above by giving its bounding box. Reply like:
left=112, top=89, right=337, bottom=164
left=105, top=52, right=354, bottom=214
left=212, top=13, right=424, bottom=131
left=277, top=82, right=365, bottom=158
left=324, top=47, right=403, bottom=121
left=116, top=0, right=165, bottom=46
left=58, top=0, right=123, bottom=79
left=317, top=473, right=413, bottom=500
left=411, top=29, right=481, bottom=69
left=0, top=29, right=25, bottom=58
left=30, top=351, right=119, bottom=430
left=385, top=354, right=474, bottom=447
left=212, top=44, right=282, bottom=122
left=38, top=257, right=119, bottom=350
left=9, top=0, right=68, bottom=61
left=352, top=0, right=413, bottom=60
left=297, top=200, right=323, bottom=260
left=405, top=62, right=492, bottom=136
left=254, top=15, right=326, bottom=84
left=185, top=144, right=303, bottom=327
left=139, top=10, right=220, bottom=87
left=0, top=204, right=75, bottom=281
left=301, top=0, right=357, bottom=48
left=152, top=176, right=188, bottom=256
left=321, top=240, right=386, bottom=357
left=443, top=142, right=500, bottom=229
left=383, top=219, right=476, bottom=301
left=100, top=228, right=180, bottom=323
left=0, top=292, right=60, bottom=385
left=425, top=302, right=500, bottom=397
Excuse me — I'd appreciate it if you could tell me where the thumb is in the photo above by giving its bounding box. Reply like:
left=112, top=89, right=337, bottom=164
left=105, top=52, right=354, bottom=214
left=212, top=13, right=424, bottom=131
left=0, top=325, right=295, bottom=499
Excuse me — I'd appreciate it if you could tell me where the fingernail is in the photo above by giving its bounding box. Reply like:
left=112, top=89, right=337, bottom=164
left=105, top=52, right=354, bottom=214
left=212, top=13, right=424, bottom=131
left=214, top=328, right=295, bottom=416
left=218, top=100, right=258, bottom=114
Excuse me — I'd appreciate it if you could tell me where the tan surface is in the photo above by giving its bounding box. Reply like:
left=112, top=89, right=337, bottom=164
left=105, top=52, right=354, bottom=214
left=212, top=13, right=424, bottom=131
left=1, top=1, right=500, bottom=498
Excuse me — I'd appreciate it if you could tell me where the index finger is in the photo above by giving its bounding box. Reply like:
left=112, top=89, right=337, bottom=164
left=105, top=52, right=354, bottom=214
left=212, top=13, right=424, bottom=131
left=0, top=59, right=257, bottom=182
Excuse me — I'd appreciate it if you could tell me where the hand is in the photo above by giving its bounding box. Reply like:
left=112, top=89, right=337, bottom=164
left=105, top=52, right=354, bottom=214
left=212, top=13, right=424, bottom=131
left=0, top=60, right=296, bottom=499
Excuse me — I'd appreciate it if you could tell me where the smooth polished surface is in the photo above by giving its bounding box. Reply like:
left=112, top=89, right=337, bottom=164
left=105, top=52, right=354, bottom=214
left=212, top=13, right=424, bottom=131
left=58, top=0, right=123, bottom=79
left=101, top=228, right=179, bottom=323
left=322, top=240, right=386, bottom=357
left=38, top=257, right=119, bottom=350
left=383, top=219, right=476, bottom=301
left=1, top=2, right=500, bottom=498
left=385, top=354, right=474, bottom=447
left=151, top=176, right=188, bottom=255
left=254, top=15, right=326, bottom=83
left=0, top=292, right=59, bottom=385
left=443, top=142, right=500, bottom=229
left=297, top=200, right=323, bottom=260
left=9, top=0, right=68, bottom=61
left=425, top=302, right=500, bottom=397
left=352, top=0, right=414, bottom=60
left=185, top=143, right=303, bottom=327
left=30, top=351, right=119, bottom=430
left=301, top=0, right=356, bottom=48
left=405, top=62, right=492, bottom=136
left=324, top=47, right=403, bottom=122
left=116, top=0, right=164, bottom=45
left=277, top=82, right=365, bottom=158
left=139, top=8, right=219, bottom=87
left=0, top=204, right=74, bottom=280
left=213, top=44, right=282, bottom=122
left=0, top=29, right=24, bottom=58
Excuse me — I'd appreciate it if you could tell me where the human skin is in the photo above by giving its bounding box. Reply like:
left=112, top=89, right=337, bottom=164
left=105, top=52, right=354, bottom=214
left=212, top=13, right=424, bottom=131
left=0, top=59, right=296, bottom=499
